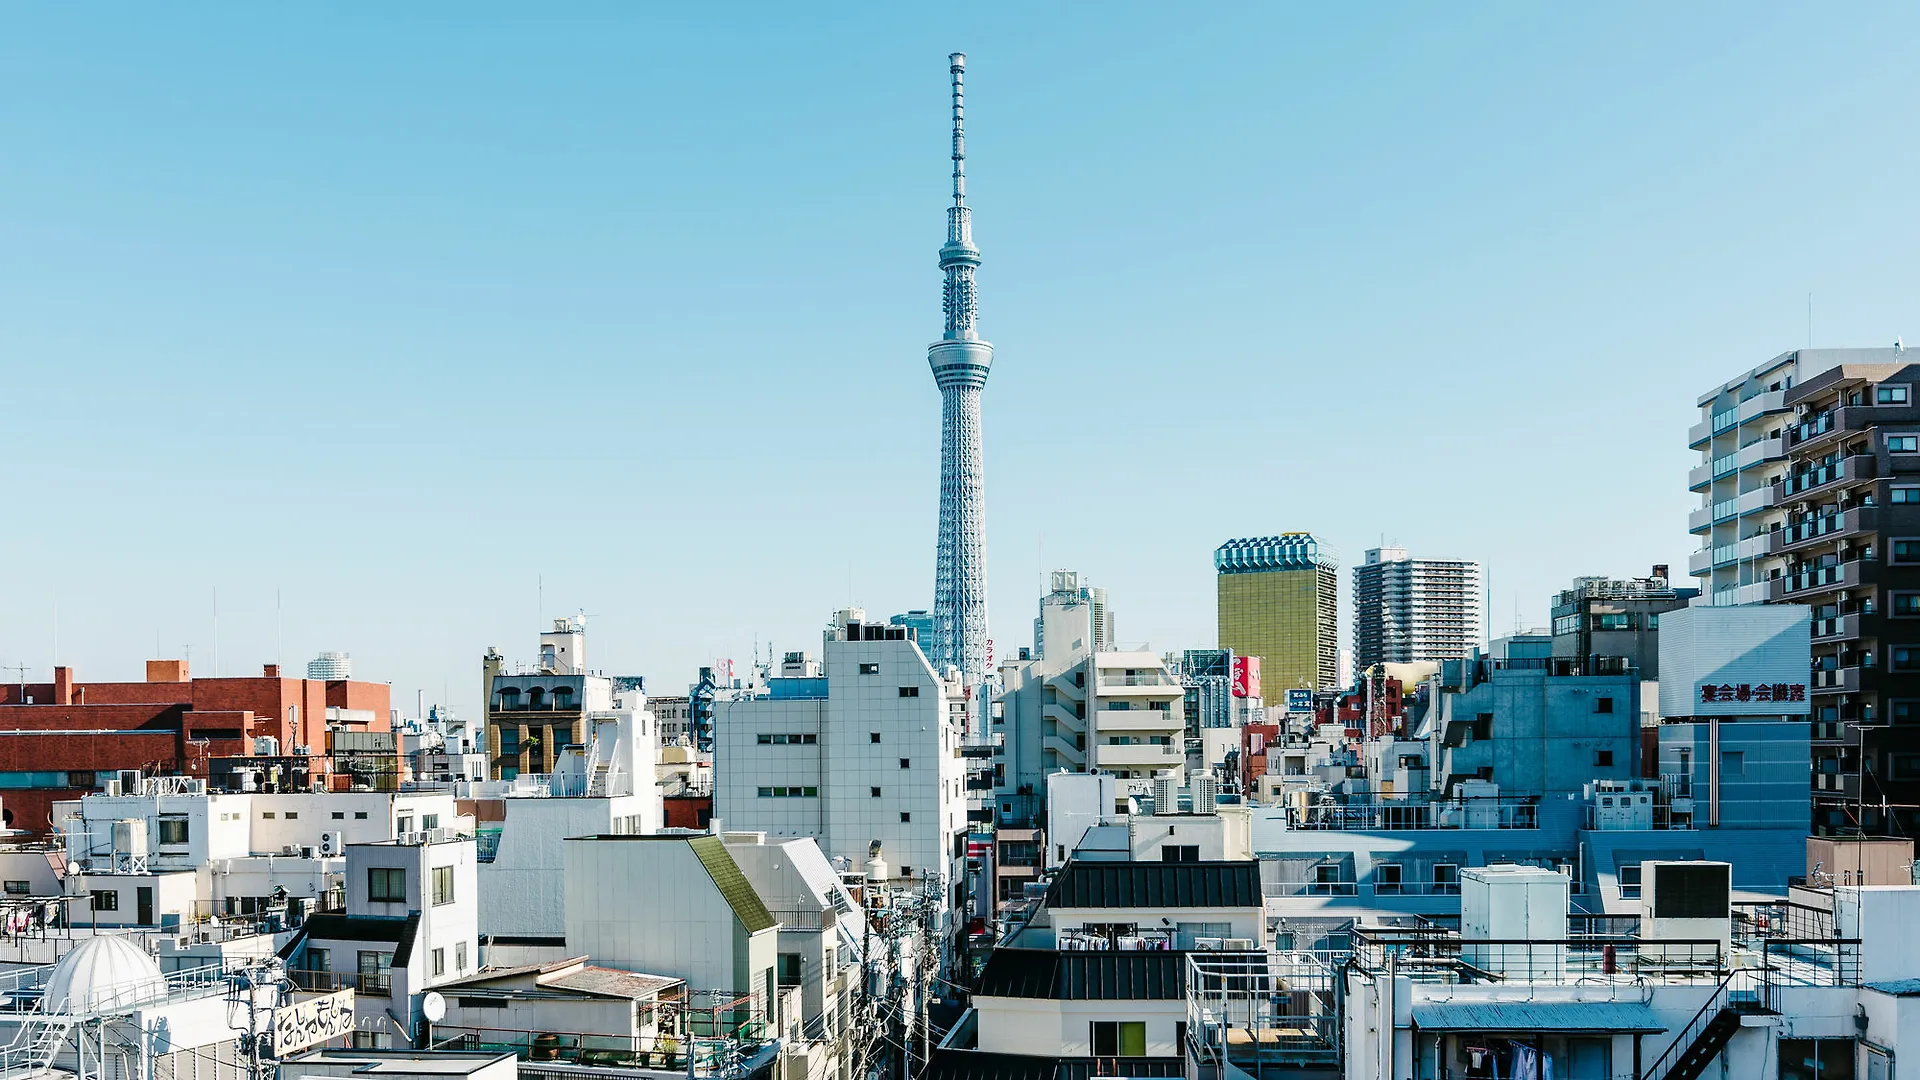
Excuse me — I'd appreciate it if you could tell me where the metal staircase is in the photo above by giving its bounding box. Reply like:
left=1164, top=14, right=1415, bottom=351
left=0, top=1016, right=77, bottom=1078
left=587, top=760, right=611, bottom=798
left=1640, top=971, right=1751, bottom=1080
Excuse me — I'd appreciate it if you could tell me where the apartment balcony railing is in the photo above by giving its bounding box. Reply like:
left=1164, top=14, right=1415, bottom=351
left=1774, top=558, right=1874, bottom=599
left=1779, top=455, right=1877, bottom=500
left=1284, top=799, right=1538, bottom=831
left=1811, top=665, right=1867, bottom=693
left=290, top=969, right=391, bottom=997
left=1773, top=507, right=1879, bottom=554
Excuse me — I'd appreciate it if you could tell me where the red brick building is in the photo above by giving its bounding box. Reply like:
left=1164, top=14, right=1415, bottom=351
left=0, top=659, right=392, bottom=832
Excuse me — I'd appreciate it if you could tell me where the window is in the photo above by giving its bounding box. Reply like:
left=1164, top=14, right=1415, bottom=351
left=1895, top=593, right=1920, bottom=617
left=1375, top=863, right=1403, bottom=895
left=1895, top=540, right=1920, bottom=564
left=432, top=948, right=445, bottom=977
left=307, top=948, right=331, bottom=972
left=858, top=663, right=880, bottom=675
left=158, top=817, right=189, bottom=846
left=870, top=732, right=881, bottom=744
left=1890, top=754, right=1920, bottom=781
left=261, top=812, right=275, bottom=820
left=756, top=786, right=819, bottom=798
left=1880, top=386, right=1910, bottom=405
left=2, top=881, right=28, bottom=896
left=1595, top=697, right=1614, bottom=714
left=1090, top=1021, right=1147, bottom=1058
left=900, top=758, right=911, bottom=769
left=432, top=866, right=454, bottom=905
left=778, top=952, right=803, bottom=986
left=1891, top=435, right=1920, bottom=453
left=871, top=787, right=882, bottom=798
left=1720, top=751, right=1745, bottom=777
left=358, top=950, right=392, bottom=974
left=900, top=812, right=912, bottom=823
left=455, top=942, right=467, bottom=972
left=354, top=811, right=369, bottom=820
left=90, top=890, right=118, bottom=912
left=1896, top=487, right=1920, bottom=504
left=1433, top=864, right=1459, bottom=893
left=1160, top=845, right=1200, bottom=863
left=285, top=812, right=298, bottom=820
left=1595, top=750, right=1614, bottom=767
left=1893, top=700, right=1920, bottom=725
left=898, top=686, right=919, bottom=698
left=367, top=867, right=406, bottom=903
left=397, top=817, right=412, bottom=835
left=331, top=812, right=345, bottom=820
left=422, top=815, right=440, bottom=831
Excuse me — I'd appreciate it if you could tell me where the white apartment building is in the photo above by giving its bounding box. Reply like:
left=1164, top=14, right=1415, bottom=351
left=714, top=609, right=968, bottom=897
left=1352, top=546, right=1483, bottom=668
left=724, top=832, right=867, bottom=1080
left=285, top=834, right=480, bottom=1048
left=998, top=629, right=1186, bottom=809
left=1686, top=349, right=1912, bottom=604
left=468, top=705, right=662, bottom=954
left=53, top=781, right=463, bottom=925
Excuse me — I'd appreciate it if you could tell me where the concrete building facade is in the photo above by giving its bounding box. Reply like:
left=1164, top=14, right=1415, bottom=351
left=1352, top=547, right=1483, bottom=669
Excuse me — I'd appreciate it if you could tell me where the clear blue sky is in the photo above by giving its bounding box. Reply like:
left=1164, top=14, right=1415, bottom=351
left=5, top=4, right=1919, bottom=720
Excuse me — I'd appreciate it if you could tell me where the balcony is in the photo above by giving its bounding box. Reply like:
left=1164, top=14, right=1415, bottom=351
left=1811, top=612, right=1865, bottom=642
left=1778, top=455, right=1877, bottom=500
left=1787, top=406, right=1876, bottom=450
left=1093, top=709, right=1184, bottom=732
left=1689, top=416, right=1714, bottom=449
left=290, top=969, right=391, bottom=997
left=1773, top=558, right=1874, bottom=599
left=1771, top=506, right=1878, bottom=555
left=1688, top=505, right=1715, bottom=534
left=1688, top=460, right=1715, bottom=490
left=1812, top=666, right=1867, bottom=694
left=1092, top=743, right=1184, bottom=769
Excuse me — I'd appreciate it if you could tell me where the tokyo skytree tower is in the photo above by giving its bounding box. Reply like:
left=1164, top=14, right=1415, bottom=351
left=928, top=52, right=992, bottom=685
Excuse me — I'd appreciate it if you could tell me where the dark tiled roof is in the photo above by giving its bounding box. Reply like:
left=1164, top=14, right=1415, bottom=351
left=1044, top=860, right=1262, bottom=909
left=975, top=949, right=1188, bottom=1000
left=924, top=1050, right=1184, bottom=1080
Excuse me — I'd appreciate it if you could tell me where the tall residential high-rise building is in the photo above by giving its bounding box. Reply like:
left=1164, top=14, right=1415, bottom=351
left=1350, top=547, right=1483, bottom=669
left=928, top=53, right=992, bottom=686
left=1688, top=346, right=1920, bottom=836
left=1033, top=570, right=1112, bottom=657
left=306, top=651, right=352, bottom=681
left=1216, top=534, right=1339, bottom=692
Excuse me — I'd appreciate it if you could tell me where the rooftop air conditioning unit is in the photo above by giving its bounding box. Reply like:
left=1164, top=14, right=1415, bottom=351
left=300, top=846, right=316, bottom=859
left=117, top=770, right=142, bottom=793
left=319, top=832, right=344, bottom=858
left=1223, top=939, right=1256, bottom=951
left=1195, top=937, right=1225, bottom=951
left=101, top=780, right=121, bottom=798
left=281, top=845, right=298, bottom=856
left=175, top=935, right=192, bottom=949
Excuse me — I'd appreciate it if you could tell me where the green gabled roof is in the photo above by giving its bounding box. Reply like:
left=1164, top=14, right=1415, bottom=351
left=688, top=834, right=776, bottom=933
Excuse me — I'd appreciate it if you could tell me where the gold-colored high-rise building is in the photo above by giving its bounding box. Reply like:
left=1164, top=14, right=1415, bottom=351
left=1216, top=534, right=1339, bottom=693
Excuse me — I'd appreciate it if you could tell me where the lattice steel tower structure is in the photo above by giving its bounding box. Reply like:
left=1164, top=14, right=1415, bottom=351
left=928, top=52, right=993, bottom=684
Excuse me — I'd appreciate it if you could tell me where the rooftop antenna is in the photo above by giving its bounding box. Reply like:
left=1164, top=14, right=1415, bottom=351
left=211, top=586, right=218, bottom=678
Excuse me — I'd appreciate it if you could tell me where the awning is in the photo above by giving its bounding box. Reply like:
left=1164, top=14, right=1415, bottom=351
left=1413, top=1000, right=1665, bottom=1033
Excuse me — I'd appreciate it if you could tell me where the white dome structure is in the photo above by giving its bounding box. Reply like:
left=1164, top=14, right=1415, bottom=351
left=43, top=936, right=166, bottom=1013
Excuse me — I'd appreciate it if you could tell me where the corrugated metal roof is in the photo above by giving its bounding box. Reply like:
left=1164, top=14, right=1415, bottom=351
left=1046, top=861, right=1263, bottom=909
left=1412, top=1000, right=1664, bottom=1032
left=546, top=967, right=683, bottom=999
left=1866, top=979, right=1920, bottom=997
left=689, top=835, right=776, bottom=933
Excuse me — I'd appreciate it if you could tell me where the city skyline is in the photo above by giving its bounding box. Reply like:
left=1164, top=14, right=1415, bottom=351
left=7, top=6, right=1920, bottom=721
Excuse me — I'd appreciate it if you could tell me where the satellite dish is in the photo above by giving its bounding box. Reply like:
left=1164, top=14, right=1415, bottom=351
left=421, top=991, right=446, bottom=1023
